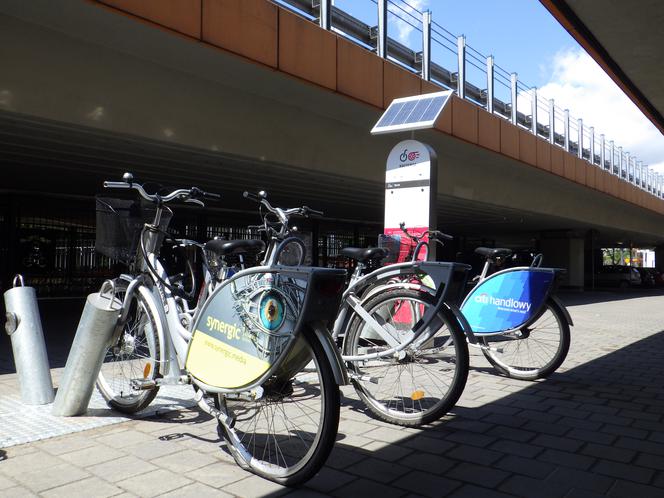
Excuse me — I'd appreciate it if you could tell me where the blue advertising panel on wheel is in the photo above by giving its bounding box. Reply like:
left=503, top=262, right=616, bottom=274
left=460, top=269, right=555, bottom=334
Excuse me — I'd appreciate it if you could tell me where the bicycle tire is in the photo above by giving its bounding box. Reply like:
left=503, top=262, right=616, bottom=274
left=216, top=331, right=340, bottom=486
left=96, top=280, right=162, bottom=413
left=480, top=298, right=570, bottom=380
left=343, top=288, right=469, bottom=427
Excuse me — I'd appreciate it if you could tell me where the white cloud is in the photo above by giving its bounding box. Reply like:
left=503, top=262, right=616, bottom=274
left=388, top=0, right=427, bottom=45
left=536, top=48, right=664, bottom=173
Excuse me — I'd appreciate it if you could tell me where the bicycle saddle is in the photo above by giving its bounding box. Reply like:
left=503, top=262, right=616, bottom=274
left=475, top=247, right=513, bottom=260
left=204, top=238, right=266, bottom=256
left=340, top=247, right=388, bottom=263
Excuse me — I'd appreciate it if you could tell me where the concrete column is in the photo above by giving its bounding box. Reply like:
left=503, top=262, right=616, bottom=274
left=655, top=246, right=664, bottom=271
left=540, top=236, right=585, bottom=289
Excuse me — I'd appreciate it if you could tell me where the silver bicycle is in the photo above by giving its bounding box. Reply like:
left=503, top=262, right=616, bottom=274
left=242, top=192, right=471, bottom=428
left=95, top=174, right=347, bottom=486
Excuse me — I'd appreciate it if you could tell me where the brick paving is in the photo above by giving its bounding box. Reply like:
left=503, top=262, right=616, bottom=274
left=2, top=290, right=664, bottom=497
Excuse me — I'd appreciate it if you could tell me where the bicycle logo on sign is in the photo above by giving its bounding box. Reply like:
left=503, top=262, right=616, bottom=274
left=399, top=149, right=420, bottom=164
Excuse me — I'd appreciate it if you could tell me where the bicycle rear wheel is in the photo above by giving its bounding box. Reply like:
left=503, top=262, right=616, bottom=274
left=343, top=288, right=469, bottom=427
left=480, top=298, right=570, bottom=380
left=217, top=332, right=339, bottom=486
left=96, top=281, right=162, bottom=413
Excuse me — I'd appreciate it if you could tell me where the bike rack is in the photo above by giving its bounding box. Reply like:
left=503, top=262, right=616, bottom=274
left=52, top=281, right=121, bottom=416
left=3, top=274, right=55, bottom=405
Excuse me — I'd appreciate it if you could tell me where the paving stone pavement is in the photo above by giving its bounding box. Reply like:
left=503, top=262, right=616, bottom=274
left=2, top=290, right=664, bottom=497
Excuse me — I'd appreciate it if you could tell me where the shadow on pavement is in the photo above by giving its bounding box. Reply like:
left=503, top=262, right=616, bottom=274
left=2, top=294, right=664, bottom=496
left=289, top=329, right=664, bottom=497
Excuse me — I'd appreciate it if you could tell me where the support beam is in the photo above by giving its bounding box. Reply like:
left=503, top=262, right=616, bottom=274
left=531, top=88, right=538, bottom=135
left=510, top=73, right=518, bottom=125
left=618, top=146, right=624, bottom=178
left=564, top=109, right=570, bottom=152
left=548, top=99, right=555, bottom=144
left=577, top=118, right=583, bottom=159
left=457, top=36, right=466, bottom=99
left=486, top=55, right=494, bottom=113
left=319, top=0, right=331, bottom=30
left=377, top=0, right=387, bottom=58
left=421, top=11, right=431, bottom=81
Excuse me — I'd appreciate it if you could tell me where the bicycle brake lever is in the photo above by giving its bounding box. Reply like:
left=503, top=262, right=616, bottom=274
left=185, top=199, right=205, bottom=206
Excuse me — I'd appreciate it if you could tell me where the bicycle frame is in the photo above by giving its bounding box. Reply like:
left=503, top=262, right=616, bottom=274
left=120, top=238, right=348, bottom=395
left=333, top=260, right=473, bottom=361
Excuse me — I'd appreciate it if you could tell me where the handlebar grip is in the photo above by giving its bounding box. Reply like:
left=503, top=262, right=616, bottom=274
left=303, top=206, right=324, bottom=217
left=190, top=186, right=221, bottom=200
left=243, top=191, right=259, bottom=202
left=103, top=181, right=130, bottom=189
left=431, top=230, right=454, bottom=241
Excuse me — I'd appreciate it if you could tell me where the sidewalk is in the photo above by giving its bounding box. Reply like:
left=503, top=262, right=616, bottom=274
left=2, top=291, right=664, bottom=497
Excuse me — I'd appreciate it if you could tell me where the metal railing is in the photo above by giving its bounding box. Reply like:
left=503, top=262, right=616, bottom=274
left=273, top=0, right=663, bottom=201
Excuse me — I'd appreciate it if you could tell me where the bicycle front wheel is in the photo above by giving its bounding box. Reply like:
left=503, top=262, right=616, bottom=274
left=96, top=281, right=162, bottom=413
left=343, top=288, right=469, bottom=427
left=217, top=332, right=339, bottom=486
left=480, top=298, right=570, bottom=380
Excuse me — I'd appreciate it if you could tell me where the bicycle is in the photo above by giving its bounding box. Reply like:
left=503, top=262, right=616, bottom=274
left=241, top=192, right=472, bottom=428
left=393, top=225, right=573, bottom=381
left=95, top=174, right=347, bottom=485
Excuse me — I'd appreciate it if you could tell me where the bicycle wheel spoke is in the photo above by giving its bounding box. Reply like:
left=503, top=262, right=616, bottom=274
left=219, top=336, right=336, bottom=483
left=481, top=304, right=569, bottom=379
left=346, top=289, right=467, bottom=426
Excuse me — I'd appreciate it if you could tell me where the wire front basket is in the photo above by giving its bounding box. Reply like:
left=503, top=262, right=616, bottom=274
left=95, top=197, right=172, bottom=264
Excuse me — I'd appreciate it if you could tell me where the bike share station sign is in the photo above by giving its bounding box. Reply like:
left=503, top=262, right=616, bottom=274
left=384, top=140, right=437, bottom=260
left=372, top=91, right=557, bottom=333
left=371, top=92, right=451, bottom=261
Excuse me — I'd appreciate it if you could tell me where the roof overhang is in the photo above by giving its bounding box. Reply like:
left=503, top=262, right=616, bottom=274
left=540, top=0, right=664, bottom=135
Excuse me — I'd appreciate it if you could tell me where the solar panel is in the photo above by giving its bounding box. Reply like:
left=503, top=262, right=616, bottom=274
left=371, top=90, right=453, bottom=135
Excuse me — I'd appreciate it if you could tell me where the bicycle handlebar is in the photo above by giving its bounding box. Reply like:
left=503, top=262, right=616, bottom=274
left=302, top=206, right=324, bottom=218
left=243, top=191, right=324, bottom=221
left=428, top=230, right=454, bottom=241
left=103, top=172, right=221, bottom=205
left=398, top=222, right=453, bottom=243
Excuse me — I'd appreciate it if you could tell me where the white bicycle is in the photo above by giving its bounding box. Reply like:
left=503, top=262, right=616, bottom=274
left=95, top=174, right=347, bottom=486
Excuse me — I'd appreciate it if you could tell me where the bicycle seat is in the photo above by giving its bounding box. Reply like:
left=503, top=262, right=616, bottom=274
left=475, top=247, right=513, bottom=260
left=340, top=247, right=388, bottom=263
left=204, top=238, right=266, bottom=256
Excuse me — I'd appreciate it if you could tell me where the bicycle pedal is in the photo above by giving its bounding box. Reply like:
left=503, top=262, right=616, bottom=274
left=130, top=378, right=157, bottom=391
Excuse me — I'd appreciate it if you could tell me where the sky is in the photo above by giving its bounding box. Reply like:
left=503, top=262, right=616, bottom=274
left=332, top=0, right=664, bottom=172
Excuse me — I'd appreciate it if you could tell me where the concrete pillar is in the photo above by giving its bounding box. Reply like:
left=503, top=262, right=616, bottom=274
left=655, top=245, right=664, bottom=271
left=540, top=235, right=585, bottom=289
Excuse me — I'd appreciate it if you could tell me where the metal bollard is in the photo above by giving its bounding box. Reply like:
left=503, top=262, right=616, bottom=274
left=4, top=275, right=54, bottom=405
left=52, top=281, right=121, bottom=416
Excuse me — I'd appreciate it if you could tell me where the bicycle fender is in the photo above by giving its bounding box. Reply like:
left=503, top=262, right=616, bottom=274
left=442, top=302, right=478, bottom=344
left=308, top=322, right=349, bottom=386
left=549, top=295, right=574, bottom=326
left=362, top=281, right=433, bottom=302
